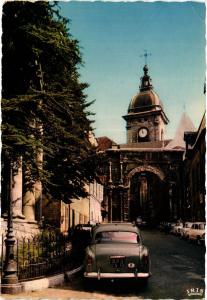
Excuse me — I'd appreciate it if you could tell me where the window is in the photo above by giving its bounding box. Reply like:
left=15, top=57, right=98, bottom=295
left=95, top=231, right=139, bottom=244
left=199, top=223, right=205, bottom=230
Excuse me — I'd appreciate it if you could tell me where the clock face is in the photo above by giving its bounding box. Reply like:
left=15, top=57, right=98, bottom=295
left=139, top=128, right=148, bottom=138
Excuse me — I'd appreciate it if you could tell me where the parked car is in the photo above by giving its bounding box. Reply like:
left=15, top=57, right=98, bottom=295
left=136, top=217, right=147, bottom=228
left=164, top=222, right=175, bottom=234
left=71, top=224, right=93, bottom=261
left=136, top=216, right=143, bottom=227
left=171, top=222, right=183, bottom=236
left=186, top=222, right=205, bottom=245
left=84, top=222, right=151, bottom=283
left=180, top=222, right=193, bottom=239
left=75, top=223, right=93, bottom=232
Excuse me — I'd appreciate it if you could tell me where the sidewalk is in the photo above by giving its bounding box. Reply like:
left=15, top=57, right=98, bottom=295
left=0, top=266, right=83, bottom=297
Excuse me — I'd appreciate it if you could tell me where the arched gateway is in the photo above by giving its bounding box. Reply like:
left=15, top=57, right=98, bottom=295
left=127, top=165, right=165, bottom=182
left=126, top=166, right=169, bottom=225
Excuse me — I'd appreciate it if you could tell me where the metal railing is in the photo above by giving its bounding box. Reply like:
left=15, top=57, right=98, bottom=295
left=0, top=231, right=77, bottom=282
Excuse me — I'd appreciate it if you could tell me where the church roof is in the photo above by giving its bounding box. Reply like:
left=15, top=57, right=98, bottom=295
left=128, top=90, right=162, bottom=113
left=128, top=65, right=164, bottom=114
left=165, top=112, right=196, bottom=150
left=189, top=112, right=206, bottom=148
left=96, top=136, right=117, bottom=151
left=125, top=65, right=169, bottom=125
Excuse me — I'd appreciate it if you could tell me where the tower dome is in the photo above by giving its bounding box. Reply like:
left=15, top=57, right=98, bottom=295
left=128, top=65, right=163, bottom=113
left=123, top=64, right=169, bottom=144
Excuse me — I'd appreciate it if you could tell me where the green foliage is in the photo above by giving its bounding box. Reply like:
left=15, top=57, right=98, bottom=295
left=2, top=1, right=99, bottom=201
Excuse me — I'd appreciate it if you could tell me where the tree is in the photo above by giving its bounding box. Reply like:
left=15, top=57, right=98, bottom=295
left=2, top=1, right=98, bottom=202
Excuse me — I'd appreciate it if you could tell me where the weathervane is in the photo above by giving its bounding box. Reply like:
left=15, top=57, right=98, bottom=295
left=140, top=50, right=152, bottom=65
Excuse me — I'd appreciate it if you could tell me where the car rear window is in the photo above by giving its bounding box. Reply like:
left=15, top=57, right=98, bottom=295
left=95, top=231, right=139, bottom=243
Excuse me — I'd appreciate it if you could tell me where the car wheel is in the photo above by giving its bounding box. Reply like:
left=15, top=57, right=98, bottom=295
left=139, top=278, right=148, bottom=286
left=83, top=277, right=95, bottom=291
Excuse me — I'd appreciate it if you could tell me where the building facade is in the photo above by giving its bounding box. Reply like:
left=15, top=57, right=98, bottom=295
left=100, top=65, right=199, bottom=225
left=183, top=113, right=206, bottom=221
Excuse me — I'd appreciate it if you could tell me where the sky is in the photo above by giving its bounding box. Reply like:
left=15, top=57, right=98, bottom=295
left=59, top=1, right=206, bottom=144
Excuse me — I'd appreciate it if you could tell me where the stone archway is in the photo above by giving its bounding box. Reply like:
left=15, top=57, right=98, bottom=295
left=126, top=165, right=169, bottom=225
left=127, top=165, right=166, bottom=183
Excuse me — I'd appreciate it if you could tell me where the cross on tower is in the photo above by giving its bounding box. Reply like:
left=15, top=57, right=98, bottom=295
left=140, top=50, right=152, bottom=65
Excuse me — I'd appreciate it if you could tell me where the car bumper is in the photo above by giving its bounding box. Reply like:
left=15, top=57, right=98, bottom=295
left=84, top=271, right=151, bottom=279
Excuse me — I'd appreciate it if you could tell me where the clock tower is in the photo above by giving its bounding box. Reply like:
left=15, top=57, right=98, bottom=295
left=123, top=65, right=169, bottom=143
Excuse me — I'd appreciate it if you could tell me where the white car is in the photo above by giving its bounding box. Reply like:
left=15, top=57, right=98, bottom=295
left=186, top=222, right=205, bottom=245
left=180, top=222, right=193, bottom=239
left=171, top=222, right=183, bottom=236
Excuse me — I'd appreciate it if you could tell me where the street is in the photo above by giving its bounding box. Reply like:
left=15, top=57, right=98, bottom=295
left=1, top=229, right=205, bottom=299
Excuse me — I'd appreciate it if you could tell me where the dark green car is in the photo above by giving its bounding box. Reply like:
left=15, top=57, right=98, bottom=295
left=84, top=222, right=151, bottom=282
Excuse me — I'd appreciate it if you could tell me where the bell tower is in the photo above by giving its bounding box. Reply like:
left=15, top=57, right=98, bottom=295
left=123, top=65, right=169, bottom=144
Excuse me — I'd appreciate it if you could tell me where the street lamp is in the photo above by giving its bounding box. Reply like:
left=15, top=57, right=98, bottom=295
left=119, top=187, right=124, bottom=222
left=107, top=183, right=114, bottom=222
left=107, top=160, right=114, bottom=222
left=2, top=161, right=21, bottom=294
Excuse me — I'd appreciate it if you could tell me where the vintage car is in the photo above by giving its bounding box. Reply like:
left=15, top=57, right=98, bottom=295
left=186, top=222, right=205, bottom=245
left=71, top=224, right=93, bottom=260
left=171, top=222, right=183, bottom=236
left=180, top=222, right=193, bottom=239
left=84, top=222, right=151, bottom=283
left=159, top=222, right=175, bottom=234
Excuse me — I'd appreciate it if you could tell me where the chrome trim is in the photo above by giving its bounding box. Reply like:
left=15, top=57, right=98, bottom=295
left=97, top=268, right=101, bottom=280
left=84, top=272, right=150, bottom=279
left=110, top=255, right=126, bottom=259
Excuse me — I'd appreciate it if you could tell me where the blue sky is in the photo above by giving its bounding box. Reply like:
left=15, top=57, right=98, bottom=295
left=59, top=1, right=206, bottom=143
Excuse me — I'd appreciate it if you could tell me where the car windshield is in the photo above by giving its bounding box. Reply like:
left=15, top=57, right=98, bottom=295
left=95, top=231, right=139, bottom=244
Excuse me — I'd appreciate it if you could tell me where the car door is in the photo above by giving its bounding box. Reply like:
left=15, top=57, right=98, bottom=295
left=190, top=224, right=199, bottom=240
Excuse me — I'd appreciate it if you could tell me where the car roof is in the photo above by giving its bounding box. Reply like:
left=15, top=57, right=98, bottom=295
left=75, top=223, right=93, bottom=227
left=92, top=222, right=139, bottom=234
left=193, top=222, right=205, bottom=224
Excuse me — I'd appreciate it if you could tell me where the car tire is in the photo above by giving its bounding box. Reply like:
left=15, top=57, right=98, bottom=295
left=83, top=277, right=95, bottom=291
left=139, top=278, right=148, bottom=286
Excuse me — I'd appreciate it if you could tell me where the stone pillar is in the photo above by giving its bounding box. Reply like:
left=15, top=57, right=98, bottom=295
left=23, top=165, right=36, bottom=222
left=23, top=189, right=36, bottom=222
left=34, top=148, right=43, bottom=223
left=12, top=158, right=25, bottom=219
left=34, top=181, right=42, bottom=222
